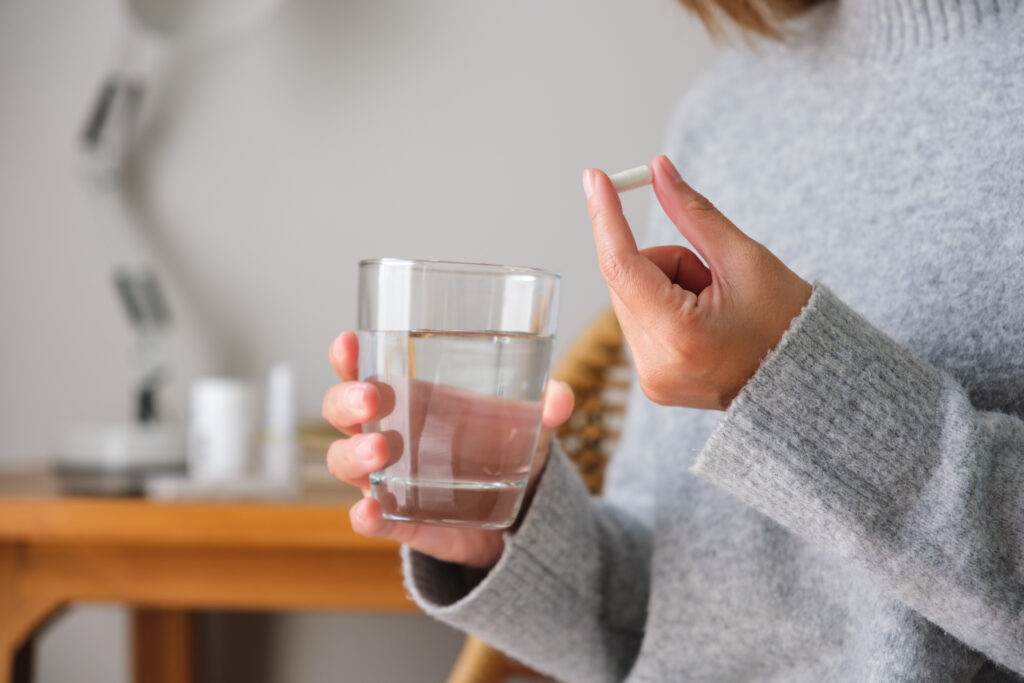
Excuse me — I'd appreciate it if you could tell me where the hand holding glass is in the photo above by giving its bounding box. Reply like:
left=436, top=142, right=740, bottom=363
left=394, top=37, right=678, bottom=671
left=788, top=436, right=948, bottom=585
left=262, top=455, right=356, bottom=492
left=356, top=259, right=560, bottom=529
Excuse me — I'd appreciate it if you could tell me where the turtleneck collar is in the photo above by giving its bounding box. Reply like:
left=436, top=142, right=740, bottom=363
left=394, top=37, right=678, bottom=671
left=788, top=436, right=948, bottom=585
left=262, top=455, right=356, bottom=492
left=801, top=0, right=1021, bottom=60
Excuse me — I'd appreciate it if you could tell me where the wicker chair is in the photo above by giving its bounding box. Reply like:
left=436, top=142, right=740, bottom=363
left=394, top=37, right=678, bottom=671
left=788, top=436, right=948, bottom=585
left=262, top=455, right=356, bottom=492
left=446, top=308, right=630, bottom=683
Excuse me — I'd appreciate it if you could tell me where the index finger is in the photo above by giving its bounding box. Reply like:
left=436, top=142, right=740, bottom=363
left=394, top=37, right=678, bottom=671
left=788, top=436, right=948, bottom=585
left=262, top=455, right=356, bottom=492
left=329, top=331, right=359, bottom=382
left=584, top=169, right=640, bottom=271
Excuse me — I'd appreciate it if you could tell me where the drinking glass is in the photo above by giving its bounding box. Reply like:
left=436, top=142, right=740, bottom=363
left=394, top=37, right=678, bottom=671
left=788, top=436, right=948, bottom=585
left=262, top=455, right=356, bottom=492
left=358, top=258, right=560, bottom=528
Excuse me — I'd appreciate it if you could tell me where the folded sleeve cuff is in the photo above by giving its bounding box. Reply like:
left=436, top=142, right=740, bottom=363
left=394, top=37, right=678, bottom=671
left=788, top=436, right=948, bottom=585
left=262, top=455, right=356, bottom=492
left=402, top=439, right=604, bottom=647
left=692, top=284, right=951, bottom=554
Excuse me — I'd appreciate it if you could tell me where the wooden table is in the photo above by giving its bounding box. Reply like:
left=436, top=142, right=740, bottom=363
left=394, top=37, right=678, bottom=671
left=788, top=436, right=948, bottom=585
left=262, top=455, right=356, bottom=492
left=0, top=497, right=413, bottom=683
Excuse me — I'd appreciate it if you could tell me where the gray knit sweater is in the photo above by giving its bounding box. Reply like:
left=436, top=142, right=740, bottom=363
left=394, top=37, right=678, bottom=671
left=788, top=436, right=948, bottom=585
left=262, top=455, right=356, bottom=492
left=403, top=1, right=1024, bottom=680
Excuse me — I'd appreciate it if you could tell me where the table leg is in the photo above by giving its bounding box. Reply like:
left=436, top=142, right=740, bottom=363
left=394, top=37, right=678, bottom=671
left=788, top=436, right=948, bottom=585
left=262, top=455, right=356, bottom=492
left=132, top=609, right=196, bottom=683
left=11, top=640, right=32, bottom=683
left=0, top=544, right=63, bottom=683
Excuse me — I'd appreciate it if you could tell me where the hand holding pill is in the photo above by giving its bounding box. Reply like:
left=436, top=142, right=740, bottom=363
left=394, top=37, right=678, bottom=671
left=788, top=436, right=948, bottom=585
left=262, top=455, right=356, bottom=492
left=583, top=156, right=812, bottom=409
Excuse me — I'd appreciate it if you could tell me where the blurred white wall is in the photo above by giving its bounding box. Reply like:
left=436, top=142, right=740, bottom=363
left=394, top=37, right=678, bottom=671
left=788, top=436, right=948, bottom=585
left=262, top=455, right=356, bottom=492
left=1, top=0, right=716, bottom=680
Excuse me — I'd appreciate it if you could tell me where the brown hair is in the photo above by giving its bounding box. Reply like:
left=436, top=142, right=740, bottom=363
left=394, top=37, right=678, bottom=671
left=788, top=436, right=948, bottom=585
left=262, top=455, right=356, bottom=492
left=679, top=0, right=822, bottom=38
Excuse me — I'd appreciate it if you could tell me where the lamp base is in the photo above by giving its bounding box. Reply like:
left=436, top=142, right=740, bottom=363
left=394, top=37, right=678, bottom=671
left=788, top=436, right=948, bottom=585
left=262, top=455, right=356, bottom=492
left=57, top=422, right=186, bottom=495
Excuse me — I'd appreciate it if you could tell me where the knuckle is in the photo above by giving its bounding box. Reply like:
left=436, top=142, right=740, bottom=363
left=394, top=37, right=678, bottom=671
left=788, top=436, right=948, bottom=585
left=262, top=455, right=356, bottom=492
left=322, top=385, right=356, bottom=429
left=325, top=439, right=345, bottom=479
left=676, top=297, right=701, bottom=324
left=684, top=193, right=717, bottom=217
left=636, top=364, right=671, bottom=405
left=598, top=250, right=625, bottom=284
left=321, top=389, right=337, bottom=424
left=349, top=505, right=366, bottom=532
left=740, top=240, right=773, bottom=269
left=638, top=378, right=668, bottom=406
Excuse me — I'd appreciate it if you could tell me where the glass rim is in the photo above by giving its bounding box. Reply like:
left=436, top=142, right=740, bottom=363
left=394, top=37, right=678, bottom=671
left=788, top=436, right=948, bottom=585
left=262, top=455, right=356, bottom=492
left=359, top=257, right=561, bottom=280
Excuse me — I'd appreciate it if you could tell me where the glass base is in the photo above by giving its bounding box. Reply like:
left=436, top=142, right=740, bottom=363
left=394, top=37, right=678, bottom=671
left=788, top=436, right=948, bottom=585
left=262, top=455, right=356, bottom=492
left=371, top=476, right=526, bottom=529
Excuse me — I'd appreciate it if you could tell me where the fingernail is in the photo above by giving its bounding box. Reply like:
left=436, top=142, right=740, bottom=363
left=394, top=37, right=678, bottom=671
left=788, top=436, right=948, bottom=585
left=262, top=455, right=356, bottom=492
left=357, top=435, right=376, bottom=463
left=346, top=384, right=366, bottom=411
left=582, top=169, right=595, bottom=198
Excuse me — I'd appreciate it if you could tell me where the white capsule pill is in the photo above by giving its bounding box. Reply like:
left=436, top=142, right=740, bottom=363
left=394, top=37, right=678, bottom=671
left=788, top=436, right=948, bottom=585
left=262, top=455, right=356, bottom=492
left=608, top=165, right=653, bottom=193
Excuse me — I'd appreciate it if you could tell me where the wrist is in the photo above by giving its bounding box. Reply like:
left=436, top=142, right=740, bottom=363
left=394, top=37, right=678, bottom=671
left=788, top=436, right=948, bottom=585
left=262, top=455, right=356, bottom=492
left=510, top=442, right=552, bottom=533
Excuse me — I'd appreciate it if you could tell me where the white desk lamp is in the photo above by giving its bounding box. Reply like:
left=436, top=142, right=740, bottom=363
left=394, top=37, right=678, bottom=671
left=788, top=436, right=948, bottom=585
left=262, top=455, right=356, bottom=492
left=59, top=0, right=281, bottom=492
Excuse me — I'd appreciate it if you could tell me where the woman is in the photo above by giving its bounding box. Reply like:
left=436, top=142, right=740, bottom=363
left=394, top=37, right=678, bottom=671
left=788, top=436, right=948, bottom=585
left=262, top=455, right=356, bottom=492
left=323, top=0, right=1024, bottom=679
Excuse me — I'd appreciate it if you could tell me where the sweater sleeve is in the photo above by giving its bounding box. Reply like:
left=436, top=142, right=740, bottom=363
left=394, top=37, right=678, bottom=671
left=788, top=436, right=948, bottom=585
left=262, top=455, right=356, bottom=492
left=693, top=284, right=1024, bottom=672
left=402, top=440, right=652, bottom=683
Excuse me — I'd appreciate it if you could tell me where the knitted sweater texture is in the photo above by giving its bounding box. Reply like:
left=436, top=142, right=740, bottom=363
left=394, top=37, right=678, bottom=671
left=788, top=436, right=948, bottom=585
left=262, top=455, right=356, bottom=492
left=404, top=1, right=1024, bottom=680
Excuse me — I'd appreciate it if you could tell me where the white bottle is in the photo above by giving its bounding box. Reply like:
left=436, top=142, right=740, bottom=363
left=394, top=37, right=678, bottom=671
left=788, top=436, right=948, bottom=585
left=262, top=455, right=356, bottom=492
left=262, top=363, right=299, bottom=492
left=188, top=378, right=258, bottom=483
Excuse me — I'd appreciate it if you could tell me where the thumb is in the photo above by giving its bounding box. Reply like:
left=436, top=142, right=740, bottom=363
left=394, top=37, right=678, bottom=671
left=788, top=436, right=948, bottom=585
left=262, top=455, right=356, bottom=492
left=541, top=379, right=574, bottom=429
left=651, top=155, right=749, bottom=273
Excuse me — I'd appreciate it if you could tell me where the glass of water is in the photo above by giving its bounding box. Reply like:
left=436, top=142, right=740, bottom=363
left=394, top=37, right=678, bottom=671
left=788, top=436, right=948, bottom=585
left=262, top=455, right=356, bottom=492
left=358, top=258, right=560, bottom=529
